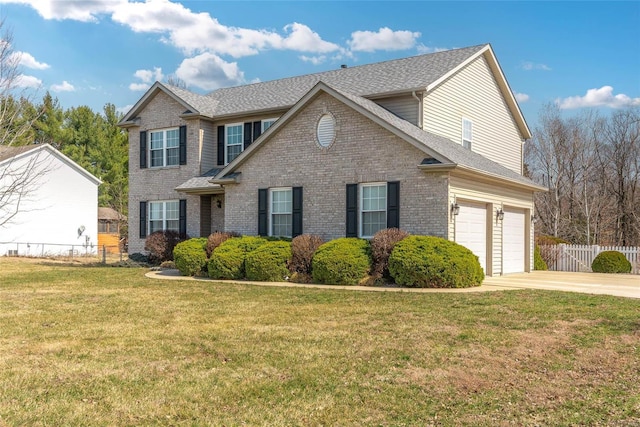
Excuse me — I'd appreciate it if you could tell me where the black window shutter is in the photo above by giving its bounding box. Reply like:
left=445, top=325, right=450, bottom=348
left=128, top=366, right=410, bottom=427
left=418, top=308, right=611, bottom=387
left=292, top=187, right=303, bottom=238
left=217, top=126, right=225, bottom=165
left=139, top=131, right=147, bottom=169
left=387, top=181, right=400, bottom=229
left=179, top=199, right=187, bottom=238
left=253, top=121, right=262, bottom=141
left=243, top=122, right=253, bottom=149
left=258, top=189, right=268, bottom=236
left=346, top=184, right=358, bottom=237
left=179, top=125, right=187, bottom=165
left=139, top=201, right=147, bottom=238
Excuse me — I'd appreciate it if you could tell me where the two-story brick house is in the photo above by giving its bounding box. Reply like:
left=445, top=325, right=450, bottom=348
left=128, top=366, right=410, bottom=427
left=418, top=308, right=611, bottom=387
left=119, top=44, right=545, bottom=276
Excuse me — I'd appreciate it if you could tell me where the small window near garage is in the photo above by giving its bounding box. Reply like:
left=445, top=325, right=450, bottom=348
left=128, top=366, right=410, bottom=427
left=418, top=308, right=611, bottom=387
left=316, top=113, right=335, bottom=148
left=462, top=118, right=473, bottom=150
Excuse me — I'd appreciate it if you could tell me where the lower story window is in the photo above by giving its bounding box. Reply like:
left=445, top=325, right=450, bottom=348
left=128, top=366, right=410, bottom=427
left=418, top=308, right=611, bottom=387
left=270, top=188, right=292, bottom=237
left=149, top=200, right=179, bottom=234
left=361, top=183, right=387, bottom=238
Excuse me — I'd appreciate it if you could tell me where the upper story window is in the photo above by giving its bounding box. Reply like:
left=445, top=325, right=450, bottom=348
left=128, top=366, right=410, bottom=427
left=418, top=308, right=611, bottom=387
left=462, top=118, right=473, bottom=150
left=262, top=118, right=278, bottom=132
left=225, top=123, right=243, bottom=164
left=360, top=183, right=387, bottom=238
left=148, top=200, right=179, bottom=234
left=150, top=128, right=179, bottom=167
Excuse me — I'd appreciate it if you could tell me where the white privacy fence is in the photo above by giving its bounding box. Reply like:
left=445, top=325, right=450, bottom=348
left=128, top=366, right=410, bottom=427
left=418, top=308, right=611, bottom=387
left=539, top=244, right=639, bottom=274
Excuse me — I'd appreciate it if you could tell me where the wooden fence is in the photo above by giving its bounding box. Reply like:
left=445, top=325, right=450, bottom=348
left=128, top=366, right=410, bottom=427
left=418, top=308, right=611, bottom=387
left=539, top=244, right=639, bottom=274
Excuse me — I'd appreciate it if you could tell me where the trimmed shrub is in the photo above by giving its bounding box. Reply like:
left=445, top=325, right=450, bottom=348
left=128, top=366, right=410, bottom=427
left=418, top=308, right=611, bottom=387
left=312, top=238, right=372, bottom=285
left=534, top=245, right=548, bottom=270
left=245, top=241, right=292, bottom=281
left=536, top=235, right=569, bottom=246
left=208, top=236, right=267, bottom=280
left=591, top=251, right=632, bottom=274
left=145, top=230, right=183, bottom=264
left=370, top=228, right=409, bottom=279
left=206, top=232, right=235, bottom=258
left=289, top=234, right=324, bottom=275
left=173, top=238, right=208, bottom=276
left=388, top=236, right=484, bottom=288
left=128, top=252, right=149, bottom=264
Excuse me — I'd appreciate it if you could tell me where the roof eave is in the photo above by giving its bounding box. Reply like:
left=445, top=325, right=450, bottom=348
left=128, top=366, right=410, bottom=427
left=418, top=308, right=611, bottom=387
left=452, top=164, right=547, bottom=192
left=118, top=82, right=201, bottom=126
left=175, top=186, right=225, bottom=195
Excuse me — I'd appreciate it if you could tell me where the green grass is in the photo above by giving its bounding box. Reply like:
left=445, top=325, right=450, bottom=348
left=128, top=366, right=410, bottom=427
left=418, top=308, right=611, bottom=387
left=1, top=258, right=639, bottom=426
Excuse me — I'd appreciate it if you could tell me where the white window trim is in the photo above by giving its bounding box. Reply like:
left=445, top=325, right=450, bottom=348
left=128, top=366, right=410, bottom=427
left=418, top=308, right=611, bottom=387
left=261, top=118, right=278, bottom=133
left=268, top=187, right=293, bottom=238
left=148, top=200, right=180, bottom=234
left=359, top=182, right=387, bottom=239
left=225, top=122, right=244, bottom=165
left=462, top=118, right=473, bottom=150
left=149, top=127, right=179, bottom=168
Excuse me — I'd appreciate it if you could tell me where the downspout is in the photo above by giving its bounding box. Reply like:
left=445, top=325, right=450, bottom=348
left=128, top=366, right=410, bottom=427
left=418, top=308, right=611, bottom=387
left=412, top=91, right=423, bottom=128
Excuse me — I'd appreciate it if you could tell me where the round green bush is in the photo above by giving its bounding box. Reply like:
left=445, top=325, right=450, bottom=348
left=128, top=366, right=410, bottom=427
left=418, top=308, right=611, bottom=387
left=534, top=245, right=548, bottom=271
left=208, top=236, right=267, bottom=279
left=388, top=236, right=484, bottom=288
left=591, top=251, right=632, bottom=274
left=245, top=241, right=292, bottom=281
left=173, top=238, right=208, bottom=276
left=312, top=238, right=371, bottom=285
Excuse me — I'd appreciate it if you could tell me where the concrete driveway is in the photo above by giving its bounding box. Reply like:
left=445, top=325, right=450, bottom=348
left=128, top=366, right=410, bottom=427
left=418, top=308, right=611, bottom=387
left=484, top=271, right=640, bottom=299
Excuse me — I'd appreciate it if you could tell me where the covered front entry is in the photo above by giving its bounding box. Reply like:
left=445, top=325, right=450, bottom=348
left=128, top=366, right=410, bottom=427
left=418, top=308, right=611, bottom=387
left=502, top=207, right=525, bottom=274
left=455, top=201, right=488, bottom=273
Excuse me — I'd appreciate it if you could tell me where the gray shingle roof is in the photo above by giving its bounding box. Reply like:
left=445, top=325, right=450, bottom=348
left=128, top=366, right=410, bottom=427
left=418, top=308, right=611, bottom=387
left=175, top=168, right=223, bottom=192
left=202, top=45, right=486, bottom=117
left=0, top=145, right=39, bottom=163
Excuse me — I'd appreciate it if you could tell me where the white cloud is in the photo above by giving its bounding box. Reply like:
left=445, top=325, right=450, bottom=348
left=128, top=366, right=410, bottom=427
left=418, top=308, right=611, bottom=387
left=348, top=27, right=421, bottom=52
left=129, top=67, right=164, bottom=91
left=280, top=23, right=340, bottom=53
left=520, top=61, right=551, bottom=71
left=175, top=53, right=245, bottom=91
left=15, top=74, right=42, bottom=88
left=3, top=0, right=122, bottom=22
left=10, top=51, right=50, bottom=69
left=515, top=92, right=530, bottom=103
left=300, top=55, right=327, bottom=65
left=556, top=86, right=640, bottom=109
left=50, top=80, right=75, bottom=92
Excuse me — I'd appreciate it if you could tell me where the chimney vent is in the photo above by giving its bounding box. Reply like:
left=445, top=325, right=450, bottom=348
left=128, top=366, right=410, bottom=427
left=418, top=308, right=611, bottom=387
left=340, top=64, right=347, bottom=69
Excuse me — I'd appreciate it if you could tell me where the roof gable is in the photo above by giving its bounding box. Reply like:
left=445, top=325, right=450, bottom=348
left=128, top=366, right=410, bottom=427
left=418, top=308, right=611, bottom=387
left=426, top=44, right=531, bottom=140
left=118, top=82, right=215, bottom=127
left=0, top=144, right=102, bottom=186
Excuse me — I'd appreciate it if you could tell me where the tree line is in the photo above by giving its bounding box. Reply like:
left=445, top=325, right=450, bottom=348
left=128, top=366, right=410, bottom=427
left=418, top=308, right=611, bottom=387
left=525, top=104, right=640, bottom=247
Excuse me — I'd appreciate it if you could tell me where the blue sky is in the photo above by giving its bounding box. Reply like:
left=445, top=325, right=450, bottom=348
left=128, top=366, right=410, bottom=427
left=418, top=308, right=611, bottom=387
left=2, top=0, right=639, bottom=129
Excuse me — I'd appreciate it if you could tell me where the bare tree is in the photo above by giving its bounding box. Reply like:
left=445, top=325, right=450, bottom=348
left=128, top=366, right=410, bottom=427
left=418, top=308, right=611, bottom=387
left=0, top=19, right=45, bottom=228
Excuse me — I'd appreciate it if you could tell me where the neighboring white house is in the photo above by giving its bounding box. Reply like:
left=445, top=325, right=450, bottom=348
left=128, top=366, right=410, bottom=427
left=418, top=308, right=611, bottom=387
left=0, top=144, right=101, bottom=256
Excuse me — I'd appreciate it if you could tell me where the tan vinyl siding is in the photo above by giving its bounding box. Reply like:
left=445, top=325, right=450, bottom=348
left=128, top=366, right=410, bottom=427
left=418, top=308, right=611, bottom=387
left=423, top=54, right=523, bottom=174
left=374, top=95, right=420, bottom=126
left=448, top=174, right=534, bottom=276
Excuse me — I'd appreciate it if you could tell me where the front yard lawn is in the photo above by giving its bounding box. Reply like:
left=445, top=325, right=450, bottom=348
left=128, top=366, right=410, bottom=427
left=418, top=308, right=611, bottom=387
left=0, top=258, right=638, bottom=426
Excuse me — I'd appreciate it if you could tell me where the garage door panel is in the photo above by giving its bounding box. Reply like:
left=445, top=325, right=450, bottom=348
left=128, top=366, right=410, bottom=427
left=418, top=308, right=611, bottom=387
left=503, top=208, right=525, bottom=274
left=455, top=202, right=487, bottom=272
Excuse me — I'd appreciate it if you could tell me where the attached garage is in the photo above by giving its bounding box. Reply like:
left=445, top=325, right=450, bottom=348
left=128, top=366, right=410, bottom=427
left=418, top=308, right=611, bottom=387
left=502, top=207, right=525, bottom=274
left=454, top=201, right=487, bottom=273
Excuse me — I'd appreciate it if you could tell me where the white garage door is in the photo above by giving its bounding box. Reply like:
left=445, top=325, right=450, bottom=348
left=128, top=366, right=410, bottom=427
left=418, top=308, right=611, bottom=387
left=455, top=201, right=487, bottom=272
left=503, top=208, right=525, bottom=274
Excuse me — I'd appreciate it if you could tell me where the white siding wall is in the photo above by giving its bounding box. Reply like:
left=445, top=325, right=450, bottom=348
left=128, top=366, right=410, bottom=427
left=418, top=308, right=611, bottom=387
left=0, top=148, right=99, bottom=256
left=448, top=174, right=534, bottom=276
left=374, top=95, right=419, bottom=126
left=423, top=54, right=524, bottom=174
